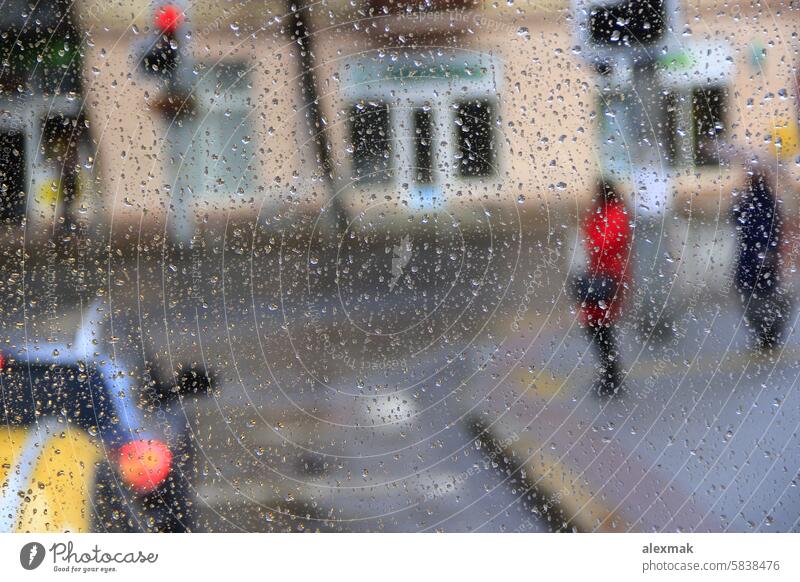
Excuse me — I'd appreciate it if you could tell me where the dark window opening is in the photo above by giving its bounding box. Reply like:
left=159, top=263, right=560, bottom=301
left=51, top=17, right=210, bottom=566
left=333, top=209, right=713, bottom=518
left=0, top=0, right=83, bottom=95
left=413, top=108, right=434, bottom=184
left=42, top=114, right=83, bottom=214
left=454, top=100, right=495, bottom=178
left=42, top=114, right=82, bottom=163
left=0, top=131, right=26, bottom=221
left=692, top=86, right=727, bottom=166
left=588, top=1, right=667, bottom=47
left=350, top=102, right=392, bottom=183
left=663, top=91, right=681, bottom=166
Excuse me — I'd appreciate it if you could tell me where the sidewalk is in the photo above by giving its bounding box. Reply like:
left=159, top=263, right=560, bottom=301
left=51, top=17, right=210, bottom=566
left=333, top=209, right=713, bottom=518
left=465, top=295, right=800, bottom=532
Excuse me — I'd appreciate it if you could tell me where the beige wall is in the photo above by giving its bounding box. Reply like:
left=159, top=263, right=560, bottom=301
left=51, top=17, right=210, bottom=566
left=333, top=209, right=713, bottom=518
left=77, top=0, right=800, bottom=231
left=82, top=27, right=308, bottom=234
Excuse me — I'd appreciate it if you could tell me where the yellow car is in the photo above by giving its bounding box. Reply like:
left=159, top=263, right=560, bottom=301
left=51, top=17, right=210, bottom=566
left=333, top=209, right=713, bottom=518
left=0, top=346, right=209, bottom=532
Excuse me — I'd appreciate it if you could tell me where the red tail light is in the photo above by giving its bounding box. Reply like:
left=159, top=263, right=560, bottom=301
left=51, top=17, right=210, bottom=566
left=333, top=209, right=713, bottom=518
left=118, top=439, right=173, bottom=494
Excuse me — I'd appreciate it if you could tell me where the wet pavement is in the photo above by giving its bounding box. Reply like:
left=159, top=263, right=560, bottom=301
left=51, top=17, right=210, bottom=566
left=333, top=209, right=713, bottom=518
left=4, top=214, right=800, bottom=532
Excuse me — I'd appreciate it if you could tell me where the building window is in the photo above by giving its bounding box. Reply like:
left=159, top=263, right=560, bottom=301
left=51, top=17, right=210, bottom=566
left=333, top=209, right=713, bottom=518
left=454, top=99, right=495, bottom=178
left=189, top=63, right=255, bottom=199
left=663, top=91, right=683, bottom=167
left=588, top=1, right=667, bottom=47
left=350, top=101, right=392, bottom=183
left=0, top=0, right=82, bottom=95
left=692, top=86, right=727, bottom=166
left=413, top=108, right=434, bottom=184
left=0, top=131, right=26, bottom=221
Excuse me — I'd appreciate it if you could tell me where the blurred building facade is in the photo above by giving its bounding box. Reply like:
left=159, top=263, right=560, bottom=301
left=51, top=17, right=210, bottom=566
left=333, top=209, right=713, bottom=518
left=1, top=0, right=799, bottom=241
left=0, top=0, right=91, bottom=236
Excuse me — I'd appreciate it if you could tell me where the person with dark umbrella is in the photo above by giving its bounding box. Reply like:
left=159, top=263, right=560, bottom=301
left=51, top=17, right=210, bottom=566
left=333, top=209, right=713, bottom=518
left=732, top=164, right=791, bottom=350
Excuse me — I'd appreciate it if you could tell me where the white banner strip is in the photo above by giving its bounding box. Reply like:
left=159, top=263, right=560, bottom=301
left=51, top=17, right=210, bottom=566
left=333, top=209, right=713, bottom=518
left=2, top=533, right=798, bottom=581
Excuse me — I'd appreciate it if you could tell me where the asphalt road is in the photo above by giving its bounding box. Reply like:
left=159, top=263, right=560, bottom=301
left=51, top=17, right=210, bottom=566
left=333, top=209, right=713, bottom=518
left=4, top=213, right=800, bottom=532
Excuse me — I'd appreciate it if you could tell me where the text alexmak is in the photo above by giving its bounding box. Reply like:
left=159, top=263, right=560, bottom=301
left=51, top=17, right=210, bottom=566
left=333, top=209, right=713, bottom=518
left=642, top=543, right=694, bottom=554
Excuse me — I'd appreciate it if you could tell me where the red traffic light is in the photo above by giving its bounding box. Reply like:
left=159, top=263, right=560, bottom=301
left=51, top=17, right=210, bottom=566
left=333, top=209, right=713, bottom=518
left=154, top=5, right=184, bottom=34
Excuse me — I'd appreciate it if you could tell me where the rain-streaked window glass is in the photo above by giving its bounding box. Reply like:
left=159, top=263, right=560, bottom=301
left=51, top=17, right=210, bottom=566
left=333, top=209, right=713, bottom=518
left=3, top=0, right=800, bottom=545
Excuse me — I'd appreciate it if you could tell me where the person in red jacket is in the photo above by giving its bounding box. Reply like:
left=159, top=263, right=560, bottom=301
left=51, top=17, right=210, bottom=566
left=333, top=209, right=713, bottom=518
left=574, top=180, right=632, bottom=395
